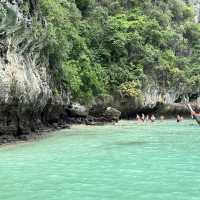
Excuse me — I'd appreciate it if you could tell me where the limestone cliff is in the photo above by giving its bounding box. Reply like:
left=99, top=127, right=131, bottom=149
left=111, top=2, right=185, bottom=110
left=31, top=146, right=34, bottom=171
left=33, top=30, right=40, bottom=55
left=0, top=0, right=70, bottom=141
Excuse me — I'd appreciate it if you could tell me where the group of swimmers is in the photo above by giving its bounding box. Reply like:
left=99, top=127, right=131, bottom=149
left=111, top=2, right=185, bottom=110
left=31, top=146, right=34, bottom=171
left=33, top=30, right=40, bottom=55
left=135, top=114, right=184, bottom=123
left=176, top=115, right=184, bottom=123
left=136, top=114, right=156, bottom=122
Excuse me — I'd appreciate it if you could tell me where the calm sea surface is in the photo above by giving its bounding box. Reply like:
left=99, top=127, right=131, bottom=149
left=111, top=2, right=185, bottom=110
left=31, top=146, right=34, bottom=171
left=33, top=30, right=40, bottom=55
left=0, top=120, right=200, bottom=200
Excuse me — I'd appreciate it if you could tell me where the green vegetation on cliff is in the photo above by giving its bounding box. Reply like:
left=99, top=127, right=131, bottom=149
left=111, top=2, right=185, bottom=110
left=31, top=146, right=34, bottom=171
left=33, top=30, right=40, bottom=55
left=38, top=0, right=200, bottom=102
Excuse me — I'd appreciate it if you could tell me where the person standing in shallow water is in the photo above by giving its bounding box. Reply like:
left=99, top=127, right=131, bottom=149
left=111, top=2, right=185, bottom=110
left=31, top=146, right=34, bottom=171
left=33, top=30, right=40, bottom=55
left=160, top=116, right=164, bottom=121
left=176, top=115, right=183, bottom=123
left=150, top=114, right=156, bottom=122
left=141, top=114, right=145, bottom=122
left=136, top=114, right=142, bottom=123
left=176, top=115, right=180, bottom=122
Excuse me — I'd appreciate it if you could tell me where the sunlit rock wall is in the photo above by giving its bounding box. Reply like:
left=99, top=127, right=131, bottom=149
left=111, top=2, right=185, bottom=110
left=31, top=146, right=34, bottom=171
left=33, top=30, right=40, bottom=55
left=0, top=1, right=70, bottom=139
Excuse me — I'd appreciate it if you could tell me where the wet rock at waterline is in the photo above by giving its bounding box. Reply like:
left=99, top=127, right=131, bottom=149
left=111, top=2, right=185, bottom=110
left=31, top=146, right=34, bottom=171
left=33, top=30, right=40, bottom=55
left=66, top=103, right=88, bottom=118
left=103, top=107, right=121, bottom=122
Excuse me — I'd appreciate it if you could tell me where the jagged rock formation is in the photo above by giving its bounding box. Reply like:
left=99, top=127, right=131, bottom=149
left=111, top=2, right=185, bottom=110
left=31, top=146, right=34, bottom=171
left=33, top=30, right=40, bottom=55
left=0, top=0, right=70, bottom=142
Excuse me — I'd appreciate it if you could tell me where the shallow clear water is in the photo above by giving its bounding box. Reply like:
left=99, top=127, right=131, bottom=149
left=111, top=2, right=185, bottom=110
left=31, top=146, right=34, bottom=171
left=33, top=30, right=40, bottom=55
left=0, top=120, right=200, bottom=200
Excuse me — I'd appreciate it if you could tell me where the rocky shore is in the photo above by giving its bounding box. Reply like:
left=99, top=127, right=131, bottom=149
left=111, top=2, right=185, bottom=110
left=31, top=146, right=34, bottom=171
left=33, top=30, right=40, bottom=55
left=2, top=96, right=199, bottom=144
left=0, top=99, right=123, bottom=144
left=0, top=94, right=199, bottom=145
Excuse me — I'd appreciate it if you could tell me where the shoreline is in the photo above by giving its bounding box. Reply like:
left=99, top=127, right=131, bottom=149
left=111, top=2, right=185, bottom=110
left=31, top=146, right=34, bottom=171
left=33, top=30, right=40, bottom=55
left=0, top=121, right=114, bottom=147
left=0, top=124, right=70, bottom=147
left=0, top=118, right=195, bottom=148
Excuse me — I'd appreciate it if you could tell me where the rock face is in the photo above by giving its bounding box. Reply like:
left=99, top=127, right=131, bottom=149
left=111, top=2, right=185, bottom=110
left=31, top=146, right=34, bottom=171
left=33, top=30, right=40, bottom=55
left=88, top=96, right=121, bottom=123
left=0, top=0, right=70, bottom=141
left=99, top=84, right=184, bottom=117
left=103, top=107, right=121, bottom=121
left=66, top=103, right=88, bottom=117
left=95, top=83, right=197, bottom=118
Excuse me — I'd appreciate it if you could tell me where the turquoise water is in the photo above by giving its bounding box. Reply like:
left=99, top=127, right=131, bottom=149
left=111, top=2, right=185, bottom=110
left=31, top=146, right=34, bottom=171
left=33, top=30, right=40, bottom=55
left=0, top=120, right=200, bottom=200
